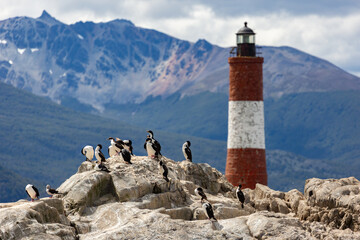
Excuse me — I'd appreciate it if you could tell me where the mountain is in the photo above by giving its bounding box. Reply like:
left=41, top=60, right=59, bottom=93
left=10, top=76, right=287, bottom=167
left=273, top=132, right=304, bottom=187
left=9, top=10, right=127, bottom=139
left=0, top=10, right=359, bottom=111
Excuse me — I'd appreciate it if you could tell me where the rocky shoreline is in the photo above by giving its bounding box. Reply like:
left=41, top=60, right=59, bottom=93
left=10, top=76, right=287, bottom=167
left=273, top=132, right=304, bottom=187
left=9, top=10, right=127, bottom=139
left=1, top=155, right=360, bottom=239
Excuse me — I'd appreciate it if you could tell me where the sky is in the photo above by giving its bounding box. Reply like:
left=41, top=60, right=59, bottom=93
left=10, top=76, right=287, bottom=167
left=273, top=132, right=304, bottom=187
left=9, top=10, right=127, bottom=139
left=1, top=0, right=359, bottom=77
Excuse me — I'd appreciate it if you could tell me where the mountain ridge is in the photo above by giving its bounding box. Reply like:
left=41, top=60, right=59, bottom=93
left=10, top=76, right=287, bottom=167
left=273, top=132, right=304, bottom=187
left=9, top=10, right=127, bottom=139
left=0, top=11, right=359, bottom=111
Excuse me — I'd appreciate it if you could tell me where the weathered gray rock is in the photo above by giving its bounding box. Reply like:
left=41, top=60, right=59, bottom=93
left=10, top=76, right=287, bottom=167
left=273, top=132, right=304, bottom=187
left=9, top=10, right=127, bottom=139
left=285, top=189, right=305, bottom=214
left=247, top=211, right=316, bottom=239
left=248, top=183, right=291, bottom=214
left=299, top=177, right=360, bottom=231
left=58, top=170, right=117, bottom=215
left=77, top=161, right=94, bottom=173
left=2, top=154, right=360, bottom=239
left=0, top=199, right=75, bottom=240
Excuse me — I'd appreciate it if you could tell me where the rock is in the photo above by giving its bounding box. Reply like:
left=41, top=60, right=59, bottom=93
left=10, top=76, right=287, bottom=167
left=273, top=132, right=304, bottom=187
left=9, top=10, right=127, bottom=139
left=2, top=154, right=360, bottom=239
left=304, top=177, right=360, bottom=209
left=285, top=189, right=305, bottom=214
left=58, top=170, right=117, bottom=215
left=159, top=207, right=193, bottom=220
left=297, top=200, right=311, bottom=220
left=192, top=206, right=208, bottom=220
left=270, top=197, right=290, bottom=214
left=247, top=211, right=316, bottom=239
left=213, top=206, right=242, bottom=219
left=299, top=177, right=360, bottom=231
left=178, top=161, right=234, bottom=194
left=249, top=183, right=290, bottom=214
left=0, top=199, right=76, bottom=240
left=254, top=198, right=270, bottom=211
left=77, top=161, right=94, bottom=173
left=254, top=183, right=285, bottom=200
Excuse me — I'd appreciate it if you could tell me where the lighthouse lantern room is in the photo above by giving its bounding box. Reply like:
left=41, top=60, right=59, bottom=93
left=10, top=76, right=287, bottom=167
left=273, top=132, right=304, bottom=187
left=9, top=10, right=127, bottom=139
left=236, top=22, right=256, bottom=57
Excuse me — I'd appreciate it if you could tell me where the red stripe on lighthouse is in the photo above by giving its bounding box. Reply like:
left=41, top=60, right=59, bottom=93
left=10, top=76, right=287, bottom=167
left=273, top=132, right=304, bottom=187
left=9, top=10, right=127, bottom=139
left=226, top=148, right=267, bottom=187
left=229, top=57, right=263, bottom=101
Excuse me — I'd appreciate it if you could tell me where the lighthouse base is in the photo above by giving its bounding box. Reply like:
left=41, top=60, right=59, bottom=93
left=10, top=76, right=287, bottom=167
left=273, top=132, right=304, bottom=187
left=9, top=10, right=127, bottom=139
left=225, top=148, right=267, bottom=189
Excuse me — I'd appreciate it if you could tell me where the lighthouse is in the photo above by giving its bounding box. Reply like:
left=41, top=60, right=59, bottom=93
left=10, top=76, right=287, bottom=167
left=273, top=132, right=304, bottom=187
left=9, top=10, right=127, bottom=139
left=225, top=22, right=267, bottom=189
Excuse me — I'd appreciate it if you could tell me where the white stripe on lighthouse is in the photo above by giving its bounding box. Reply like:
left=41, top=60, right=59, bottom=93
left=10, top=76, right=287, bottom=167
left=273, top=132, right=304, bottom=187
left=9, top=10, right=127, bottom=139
left=228, top=100, right=265, bottom=149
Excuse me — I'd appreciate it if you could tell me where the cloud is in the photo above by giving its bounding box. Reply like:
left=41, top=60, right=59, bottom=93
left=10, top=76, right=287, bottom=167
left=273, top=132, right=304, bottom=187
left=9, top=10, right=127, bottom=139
left=0, top=0, right=359, bottom=75
left=135, top=8, right=360, bottom=76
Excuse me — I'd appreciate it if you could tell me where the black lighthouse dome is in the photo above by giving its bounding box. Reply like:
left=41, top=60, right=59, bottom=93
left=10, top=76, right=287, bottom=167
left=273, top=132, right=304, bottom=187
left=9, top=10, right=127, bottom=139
left=236, top=22, right=256, bottom=57
left=237, top=22, right=255, bottom=35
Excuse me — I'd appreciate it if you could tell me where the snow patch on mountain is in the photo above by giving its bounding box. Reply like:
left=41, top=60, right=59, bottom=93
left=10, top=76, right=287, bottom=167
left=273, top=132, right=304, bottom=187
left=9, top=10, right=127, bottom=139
left=17, top=48, right=26, bottom=54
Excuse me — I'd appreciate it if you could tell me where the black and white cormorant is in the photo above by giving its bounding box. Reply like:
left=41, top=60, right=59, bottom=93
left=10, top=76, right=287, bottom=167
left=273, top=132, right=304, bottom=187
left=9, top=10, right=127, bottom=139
left=195, top=187, right=207, bottom=203
left=107, top=137, right=123, bottom=156
left=81, top=145, right=94, bottom=161
left=95, top=144, right=106, bottom=163
left=146, top=130, right=162, bottom=155
left=25, top=184, right=40, bottom=202
left=159, top=161, right=169, bottom=182
left=236, top=184, right=245, bottom=208
left=144, top=137, right=161, bottom=160
left=182, top=141, right=192, bottom=162
left=120, top=148, right=132, bottom=164
left=121, top=139, right=134, bottom=155
left=46, top=185, right=59, bottom=198
left=202, top=202, right=217, bottom=221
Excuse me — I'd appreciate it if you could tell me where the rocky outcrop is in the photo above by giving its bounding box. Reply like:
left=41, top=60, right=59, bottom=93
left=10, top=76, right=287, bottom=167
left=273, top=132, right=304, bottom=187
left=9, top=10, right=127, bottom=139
left=300, top=177, right=360, bottom=231
left=0, top=198, right=75, bottom=240
left=1, top=155, right=360, bottom=239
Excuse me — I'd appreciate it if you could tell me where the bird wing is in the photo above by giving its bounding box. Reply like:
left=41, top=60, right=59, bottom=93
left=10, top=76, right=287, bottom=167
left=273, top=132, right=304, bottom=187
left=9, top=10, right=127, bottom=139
left=185, top=147, right=192, bottom=160
left=154, top=140, right=161, bottom=152
left=152, top=140, right=161, bottom=155
left=162, top=164, right=168, bottom=175
left=115, top=143, right=123, bottom=150
left=208, top=209, right=215, bottom=219
left=34, top=186, right=40, bottom=197
left=99, top=151, right=106, bottom=162
left=199, top=190, right=207, bottom=199
left=237, top=191, right=245, bottom=202
left=50, top=188, right=59, bottom=194
left=121, top=150, right=131, bottom=161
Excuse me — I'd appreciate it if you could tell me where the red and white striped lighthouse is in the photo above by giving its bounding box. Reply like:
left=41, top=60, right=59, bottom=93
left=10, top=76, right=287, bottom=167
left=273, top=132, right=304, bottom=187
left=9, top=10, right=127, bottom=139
left=225, top=22, right=267, bottom=189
